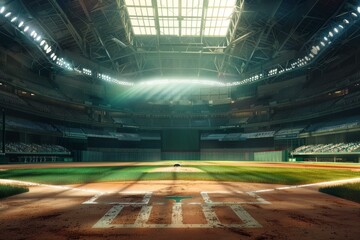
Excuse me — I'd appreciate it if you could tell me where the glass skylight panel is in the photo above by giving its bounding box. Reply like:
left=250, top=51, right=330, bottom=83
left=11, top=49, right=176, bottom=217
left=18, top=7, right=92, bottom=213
left=125, top=0, right=236, bottom=37
left=204, top=0, right=236, bottom=36
left=162, top=0, right=179, bottom=8
left=125, top=0, right=152, bottom=6
left=160, top=18, right=177, bottom=27
left=162, top=27, right=178, bottom=35
left=159, top=7, right=178, bottom=17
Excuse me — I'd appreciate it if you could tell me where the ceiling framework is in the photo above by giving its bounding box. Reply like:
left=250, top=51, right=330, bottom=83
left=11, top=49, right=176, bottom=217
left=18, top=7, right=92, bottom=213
left=0, top=0, right=355, bottom=80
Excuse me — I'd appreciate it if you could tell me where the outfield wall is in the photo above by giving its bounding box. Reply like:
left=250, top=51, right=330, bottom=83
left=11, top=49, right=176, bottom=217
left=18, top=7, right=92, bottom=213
left=78, top=149, right=287, bottom=162
left=254, top=151, right=287, bottom=162
left=200, top=149, right=254, bottom=161
left=79, top=149, right=161, bottom=162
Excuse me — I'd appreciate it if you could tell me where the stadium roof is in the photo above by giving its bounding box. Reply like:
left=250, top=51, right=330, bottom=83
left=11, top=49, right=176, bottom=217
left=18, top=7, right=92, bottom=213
left=125, top=0, right=236, bottom=37
left=0, top=0, right=360, bottom=84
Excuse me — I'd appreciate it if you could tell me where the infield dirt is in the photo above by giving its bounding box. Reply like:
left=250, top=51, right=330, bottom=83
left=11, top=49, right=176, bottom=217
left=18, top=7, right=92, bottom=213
left=0, top=179, right=359, bottom=240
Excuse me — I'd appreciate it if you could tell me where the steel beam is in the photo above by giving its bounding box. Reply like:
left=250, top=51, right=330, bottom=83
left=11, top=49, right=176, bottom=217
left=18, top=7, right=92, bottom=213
left=78, top=0, right=117, bottom=71
left=242, top=0, right=284, bottom=72
left=272, top=0, right=320, bottom=58
left=47, top=0, right=86, bottom=55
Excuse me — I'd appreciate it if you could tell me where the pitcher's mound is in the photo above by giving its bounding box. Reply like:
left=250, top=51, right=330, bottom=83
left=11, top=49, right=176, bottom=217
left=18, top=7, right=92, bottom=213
left=149, top=167, right=204, bottom=173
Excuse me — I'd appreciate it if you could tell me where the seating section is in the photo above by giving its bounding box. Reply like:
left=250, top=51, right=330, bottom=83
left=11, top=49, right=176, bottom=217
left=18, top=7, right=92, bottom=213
left=6, top=117, right=58, bottom=133
left=55, top=125, right=86, bottom=138
left=292, top=142, right=360, bottom=154
left=242, top=131, right=275, bottom=139
left=27, top=100, right=91, bottom=122
left=109, top=132, right=141, bottom=141
left=82, top=128, right=114, bottom=138
left=0, top=91, right=28, bottom=106
left=5, top=143, right=69, bottom=153
left=309, top=115, right=360, bottom=133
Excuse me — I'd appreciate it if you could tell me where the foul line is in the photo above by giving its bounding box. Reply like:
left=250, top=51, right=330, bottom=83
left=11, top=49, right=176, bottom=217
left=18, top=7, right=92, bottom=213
left=1, top=177, right=360, bottom=196
left=248, top=177, right=360, bottom=193
left=0, top=179, right=105, bottom=194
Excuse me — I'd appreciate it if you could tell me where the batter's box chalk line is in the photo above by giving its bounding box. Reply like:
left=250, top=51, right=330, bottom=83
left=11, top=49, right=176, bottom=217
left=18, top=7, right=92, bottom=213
left=89, top=191, right=266, bottom=229
left=82, top=191, right=152, bottom=205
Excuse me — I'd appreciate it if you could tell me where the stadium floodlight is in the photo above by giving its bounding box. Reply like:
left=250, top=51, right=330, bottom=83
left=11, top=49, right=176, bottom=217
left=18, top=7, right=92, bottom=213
left=309, top=53, right=314, bottom=58
left=358, top=6, right=360, bottom=13
left=352, top=12, right=358, bottom=17
left=0, top=7, right=5, bottom=14
left=324, top=36, right=329, bottom=41
left=44, top=44, right=49, bottom=50
left=344, top=19, right=350, bottom=24
left=24, top=26, right=29, bottom=32
left=329, top=31, right=334, bottom=37
left=10, top=16, right=17, bottom=22
left=35, top=36, right=41, bottom=41
left=30, top=31, right=35, bottom=37
left=52, top=55, right=57, bottom=61
left=46, top=47, right=51, bottom=54
left=320, top=41, right=325, bottom=47
left=334, top=28, right=339, bottom=33
left=50, top=53, right=55, bottom=58
left=4, top=12, right=11, bottom=17
left=316, top=45, right=320, bottom=51
left=18, top=21, right=24, bottom=28
left=40, top=40, right=45, bottom=46
left=339, top=24, right=344, bottom=29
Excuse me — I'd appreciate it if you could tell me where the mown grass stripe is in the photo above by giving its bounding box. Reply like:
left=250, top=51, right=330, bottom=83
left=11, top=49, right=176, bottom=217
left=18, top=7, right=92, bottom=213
left=0, top=184, right=29, bottom=199
left=319, top=182, right=360, bottom=203
left=0, top=165, right=359, bottom=185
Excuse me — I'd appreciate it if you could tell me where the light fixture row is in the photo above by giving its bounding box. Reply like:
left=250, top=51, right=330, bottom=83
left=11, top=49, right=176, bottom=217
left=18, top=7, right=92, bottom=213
left=0, top=6, right=58, bottom=62
left=0, top=5, right=133, bottom=86
left=1, top=4, right=360, bottom=88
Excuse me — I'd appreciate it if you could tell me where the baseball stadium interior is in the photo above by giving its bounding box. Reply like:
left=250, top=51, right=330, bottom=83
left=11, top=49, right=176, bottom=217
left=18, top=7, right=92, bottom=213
left=1, top=0, right=360, bottom=164
left=0, top=1, right=360, bottom=239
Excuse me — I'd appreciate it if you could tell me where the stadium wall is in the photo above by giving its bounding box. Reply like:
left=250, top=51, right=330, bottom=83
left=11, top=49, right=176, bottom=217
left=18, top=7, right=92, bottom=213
left=76, top=149, right=287, bottom=162
left=78, top=149, right=161, bottom=162
left=253, top=151, right=287, bottom=162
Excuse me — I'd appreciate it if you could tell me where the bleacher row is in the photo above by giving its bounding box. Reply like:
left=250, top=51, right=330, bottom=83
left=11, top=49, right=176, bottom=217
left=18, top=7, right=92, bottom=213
left=2, top=113, right=360, bottom=141
left=2, top=117, right=160, bottom=141
left=2, top=86, right=360, bottom=129
left=203, top=116, right=360, bottom=141
left=4, top=143, right=69, bottom=153
left=0, top=90, right=91, bottom=122
left=292, top=142, right=360, bottom=154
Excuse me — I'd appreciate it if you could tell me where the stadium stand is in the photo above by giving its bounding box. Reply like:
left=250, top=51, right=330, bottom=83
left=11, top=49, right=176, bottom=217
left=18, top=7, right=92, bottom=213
left=242, top=131, right=276, bottom=139
left=292, top=142, right=360, bottom=154
left=274, top=126, right=306, bottom=139
left=201, top=133, right=227, bottom=141
left=109, top=133, right=141, bottom=141
left=307, top=116, right=360, bottom=133
left=55, top=125, right=87, bottom=138
left=82, top=128, right=114, bottom=138
left=5, top=143, right=69, bottom=153
left=6, top=117, right=58, bottom=133
left=0, top=91, right=28, bottom=106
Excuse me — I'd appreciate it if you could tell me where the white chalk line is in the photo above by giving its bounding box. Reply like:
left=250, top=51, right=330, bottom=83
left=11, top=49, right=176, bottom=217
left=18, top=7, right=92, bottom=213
left=248, top=177, right=360, bottom=194
left=5, top=178, right=359, bottom=229
left=0, top=179, right=150, bottom=196
left=201, top=191, right=270, bottom=205
left=82, top=191, right=153, bottom=205
left=2, top=177, right=359, bottom=196
left=93, top=203, right=262, bottom=229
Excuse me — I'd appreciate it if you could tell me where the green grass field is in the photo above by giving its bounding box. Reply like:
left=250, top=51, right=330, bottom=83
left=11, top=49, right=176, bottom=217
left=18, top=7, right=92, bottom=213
left=0, top=164, right=359, bottom=185
left=0, top=184, right=29, bottom=199
left=319, top=182, right=360, bottom=203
